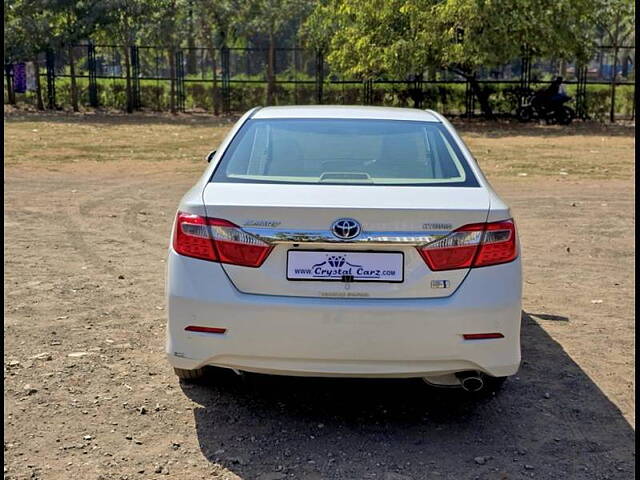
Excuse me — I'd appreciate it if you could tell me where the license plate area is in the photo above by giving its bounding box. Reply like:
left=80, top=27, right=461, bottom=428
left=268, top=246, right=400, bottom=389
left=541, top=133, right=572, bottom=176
left=287, top=250, right=404, bottom=282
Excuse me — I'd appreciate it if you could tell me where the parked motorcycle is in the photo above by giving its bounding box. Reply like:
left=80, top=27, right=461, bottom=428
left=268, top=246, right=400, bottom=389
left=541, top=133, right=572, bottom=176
left=515, top=78, right=576, bottom=125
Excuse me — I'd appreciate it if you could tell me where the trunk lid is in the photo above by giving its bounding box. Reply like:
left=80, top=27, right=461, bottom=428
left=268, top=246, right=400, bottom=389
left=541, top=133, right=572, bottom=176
left=203, top=183, right=490, bottom=298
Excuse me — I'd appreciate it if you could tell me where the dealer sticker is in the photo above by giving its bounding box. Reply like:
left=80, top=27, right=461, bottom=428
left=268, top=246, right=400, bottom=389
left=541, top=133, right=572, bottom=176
left=287, top=251, right=403, bottom=282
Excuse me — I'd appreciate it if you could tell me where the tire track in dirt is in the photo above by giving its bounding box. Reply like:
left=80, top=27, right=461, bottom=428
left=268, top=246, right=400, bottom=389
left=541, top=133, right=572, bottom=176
left=75, top=177, right=174, bottom=250
left=70, top=181, right=167, bottom=269
left=61, top=210, right=116, bottom=275
left=60, top=181, right=142, bottom=276
left=5, top=121, right=634, bottom=479
left=122, top=200, right=168, bottom=249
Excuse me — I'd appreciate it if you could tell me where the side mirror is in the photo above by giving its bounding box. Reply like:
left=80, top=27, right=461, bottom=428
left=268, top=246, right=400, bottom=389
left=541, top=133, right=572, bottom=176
left=206, top=150, right=216, bottom=163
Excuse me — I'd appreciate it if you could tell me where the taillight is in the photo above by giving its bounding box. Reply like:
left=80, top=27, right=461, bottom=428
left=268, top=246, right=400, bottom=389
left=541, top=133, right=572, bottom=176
left=173, top=213, right=217, bottom=261
left=209, top=219, right=273, bottom=267
left=473, top=220, right=518, bottom=267
left=173, top=212, right=272, bottom=267
left=418, top=219, right=517, bottom=271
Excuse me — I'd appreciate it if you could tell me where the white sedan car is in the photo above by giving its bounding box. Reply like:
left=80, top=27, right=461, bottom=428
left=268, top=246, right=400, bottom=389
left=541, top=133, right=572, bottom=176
left=166, top=106, right=521, bottom=394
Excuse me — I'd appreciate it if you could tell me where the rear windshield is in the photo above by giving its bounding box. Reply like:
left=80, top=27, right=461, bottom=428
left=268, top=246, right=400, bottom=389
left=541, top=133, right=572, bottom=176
left=211, top=118, right=479, bottom=187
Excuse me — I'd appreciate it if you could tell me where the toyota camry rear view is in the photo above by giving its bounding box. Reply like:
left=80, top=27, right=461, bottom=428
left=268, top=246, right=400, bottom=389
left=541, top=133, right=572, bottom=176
left=166, top=106, right=522, bottom=394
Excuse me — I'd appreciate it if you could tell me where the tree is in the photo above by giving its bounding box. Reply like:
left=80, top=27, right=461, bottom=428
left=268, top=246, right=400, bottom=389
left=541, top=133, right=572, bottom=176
left=303, top=0, right=440, bottom=107
left=191, top=0, right=240, bottom=114
left=47, top=0, right=111, bottom=111
left=192, top=0, right=239, bottom=48
left=4, top=0, right=57, bottom=109
left=308, top=0, right=601, bottom=118
left=594, top=0, right=635, bottom=122
left=4, top=0, right=31, bottom=105
left=299, top=0, right=336, bottom=54
left=304, top=0, right=437, bottom=80
left=239, top=0, right=315, bottom=104
left=428, top=0, right=594, bottom=117
left=143, top=0, right=190, bottom=114
left=96, top=0, right=155, bottom=112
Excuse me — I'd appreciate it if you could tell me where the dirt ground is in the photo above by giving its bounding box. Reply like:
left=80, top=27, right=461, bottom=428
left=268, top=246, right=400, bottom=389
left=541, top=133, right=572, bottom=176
left=4, top=112, right=635, bottom=480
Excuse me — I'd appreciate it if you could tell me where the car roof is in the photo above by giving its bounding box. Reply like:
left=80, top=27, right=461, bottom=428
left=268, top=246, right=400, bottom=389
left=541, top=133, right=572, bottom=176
left=251, top=105, right=441, bottom=122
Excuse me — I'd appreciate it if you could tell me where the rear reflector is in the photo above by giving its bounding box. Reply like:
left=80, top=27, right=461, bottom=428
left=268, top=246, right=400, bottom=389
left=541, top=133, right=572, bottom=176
left=185, top=326, right=227, bottom=334
left=417, top=219, right=517, bottom=271
left=173, top=212, right=272, bottom=267
left=463, top=333, right=504, bottom=340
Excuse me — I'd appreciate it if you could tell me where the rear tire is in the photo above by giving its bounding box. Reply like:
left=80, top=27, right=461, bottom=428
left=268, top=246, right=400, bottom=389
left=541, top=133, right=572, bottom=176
left=516, top=106, right=533, bottom=122
left=482, top=375, right=507, bottom=393
left=556, top=106, right=574, bottom=125
left=174, top=366, right=207, bottom=383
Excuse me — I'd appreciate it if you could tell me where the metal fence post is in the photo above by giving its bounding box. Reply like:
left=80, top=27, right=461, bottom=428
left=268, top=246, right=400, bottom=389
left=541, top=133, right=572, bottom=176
left=45, top=50, right=56, bottom=109
left=315, top=50, right=324, bottom=104
left=211, top=48, right=219, bottom=116
left=221, top=46, right=230, bottom=113
left=4, top=64, right=15, bottom=104
left=363, top=78, right=373, bottom=105
left=175, top=50, right=185, bottom=112
left=464, top=78, right=473, bottom=118
left=293, top=47, right=298, bottom=104
left=519, top=46, right=531, bottom=107
left=412, top=73, right=423, bottom=109
left=87, top=43, right=98, bottom=107
left=575, top=64, right=588, bottom=120
left=131, top=45, right=141, bottom=109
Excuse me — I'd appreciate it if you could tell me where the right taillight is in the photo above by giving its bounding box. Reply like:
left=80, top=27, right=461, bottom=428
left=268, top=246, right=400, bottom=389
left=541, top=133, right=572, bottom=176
left=473, top=219, right=518, bottom=267
left=173, top=212, right=272, bottom=267
left=418, top=219, right=517, bottom=271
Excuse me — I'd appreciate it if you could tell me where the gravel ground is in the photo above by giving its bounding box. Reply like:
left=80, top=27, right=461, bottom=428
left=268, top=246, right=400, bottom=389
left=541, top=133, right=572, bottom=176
left=4, top=114, right=635, bottom=480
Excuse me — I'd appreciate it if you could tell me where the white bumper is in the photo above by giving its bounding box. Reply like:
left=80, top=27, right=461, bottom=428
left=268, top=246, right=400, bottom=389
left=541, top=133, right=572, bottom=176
left=166, top=251, right=522, bottom=378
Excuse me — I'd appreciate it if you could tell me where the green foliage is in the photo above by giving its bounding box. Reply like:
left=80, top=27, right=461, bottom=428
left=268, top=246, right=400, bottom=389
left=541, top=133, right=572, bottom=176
left=3, top=0, right=636, bottom=122
left=305, top=0, right=604, bottom=81
left=191, top=0, right=240, bottom=48
left=302, top=0, right=439, bottom=80
left=299, top=0, right=335, bottom=51
left=47, top=0, right=112, bottom=48
left=238, top=0, right=315, bottom=41
left=94, top=1, right=155, bottom=46
left=430, top=0, right=599, bottom=70
left=595, top=0, right=635, bottom=49
left=4, top=0, right=55, bottom=61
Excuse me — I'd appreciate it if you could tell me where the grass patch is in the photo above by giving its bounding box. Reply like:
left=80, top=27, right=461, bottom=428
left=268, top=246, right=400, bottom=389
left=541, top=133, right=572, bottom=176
left=4, top=113, right=635, bottom=180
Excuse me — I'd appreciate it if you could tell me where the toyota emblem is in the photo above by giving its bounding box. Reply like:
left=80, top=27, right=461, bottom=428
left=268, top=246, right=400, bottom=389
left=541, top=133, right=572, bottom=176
left=331, top=218, right=361, bottom=240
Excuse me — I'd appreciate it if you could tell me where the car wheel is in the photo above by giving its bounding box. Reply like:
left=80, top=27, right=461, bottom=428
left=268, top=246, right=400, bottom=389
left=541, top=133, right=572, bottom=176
left=482, top=375, right=507, bottom=393
left=174, top=366, right=207, bottom=382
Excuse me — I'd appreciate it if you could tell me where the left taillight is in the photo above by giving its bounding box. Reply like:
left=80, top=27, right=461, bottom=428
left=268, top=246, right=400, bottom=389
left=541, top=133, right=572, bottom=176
left=173, top=212, right=272, bottom=267
left=417, top=219, right=518, bottom=271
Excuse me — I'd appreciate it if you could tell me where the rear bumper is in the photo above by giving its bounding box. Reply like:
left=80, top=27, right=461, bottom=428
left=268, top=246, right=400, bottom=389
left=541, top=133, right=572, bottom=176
left=166, top=251, right=522, bottom=378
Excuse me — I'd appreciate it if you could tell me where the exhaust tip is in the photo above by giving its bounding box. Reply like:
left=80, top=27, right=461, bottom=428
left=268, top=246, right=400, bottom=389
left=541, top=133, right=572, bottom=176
left=461, top=376, right=484, bottom=392
left=456, top=371, right=485, bottom=392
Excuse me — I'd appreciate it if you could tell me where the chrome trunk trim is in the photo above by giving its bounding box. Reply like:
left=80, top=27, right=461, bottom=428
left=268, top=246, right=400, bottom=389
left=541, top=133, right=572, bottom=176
left=242, top=227, right=450, bottom=246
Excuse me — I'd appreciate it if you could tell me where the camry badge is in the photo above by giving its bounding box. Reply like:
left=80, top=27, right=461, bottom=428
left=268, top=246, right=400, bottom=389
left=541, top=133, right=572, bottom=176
left=244, top=220, right=282, bottom=227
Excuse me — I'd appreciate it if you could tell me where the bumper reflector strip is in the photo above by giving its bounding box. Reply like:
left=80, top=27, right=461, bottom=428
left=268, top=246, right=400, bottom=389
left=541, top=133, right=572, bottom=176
left=185, top=326, right=227, bottom=334
left=463, top=333, right=504, bottom=340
